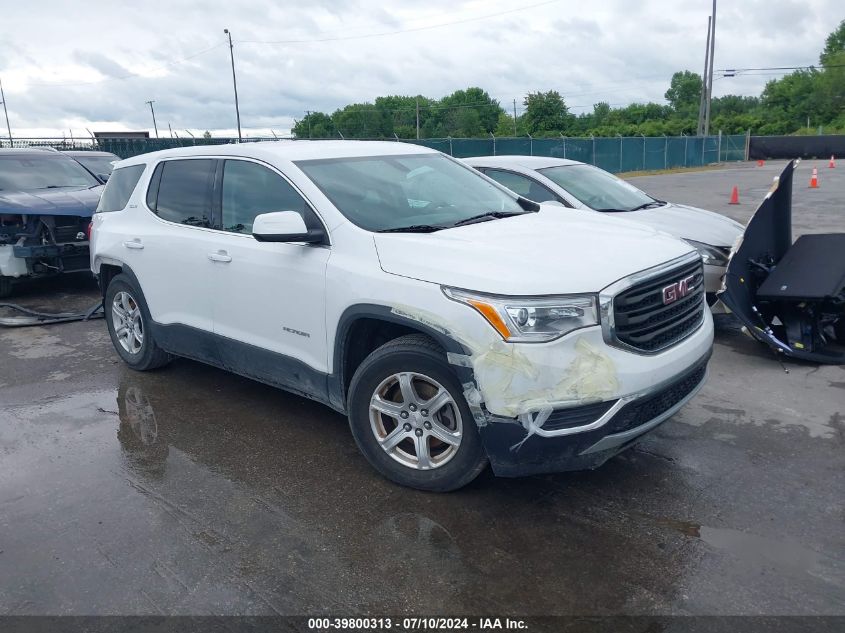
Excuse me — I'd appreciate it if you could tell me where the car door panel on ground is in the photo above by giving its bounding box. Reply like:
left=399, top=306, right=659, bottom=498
left=209, top=158, right=330, bottom=375
left=133, top=158, right=218, bottom=333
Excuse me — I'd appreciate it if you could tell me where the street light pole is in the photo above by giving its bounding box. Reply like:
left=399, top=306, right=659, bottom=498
left=0, top=77, right=12, bottom=144
left=145, top=100, right=159, bottom=138
left=223, top=28, right=242, bottom=142
left=704, top=0, right=717, bottom=136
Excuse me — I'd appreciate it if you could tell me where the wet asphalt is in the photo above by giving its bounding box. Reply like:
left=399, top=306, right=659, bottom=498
left=0, top=161, right=843, bottom=616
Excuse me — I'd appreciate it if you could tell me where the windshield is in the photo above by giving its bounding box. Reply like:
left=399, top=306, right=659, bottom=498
left=0, top=154, right=100, bottom=190
left=538, top=164, right=657, bottom=212
left=72, top=154, right=118, bottom=176
left=296, top=153, right=526, bottom=231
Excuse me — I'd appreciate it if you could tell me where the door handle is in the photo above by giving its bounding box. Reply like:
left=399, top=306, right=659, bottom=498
left=207, top=250, right=232, bottom=263
left=123, top=239, right=144, bottom=250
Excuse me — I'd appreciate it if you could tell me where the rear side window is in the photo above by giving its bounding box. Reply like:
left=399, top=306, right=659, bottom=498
left=96, top=164, right=145, bottom=213
left=147, top=159, right=215, bottom=226
left=221, top=160, right=311, bottom=234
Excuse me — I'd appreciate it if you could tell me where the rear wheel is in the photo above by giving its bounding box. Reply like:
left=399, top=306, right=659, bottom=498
left=0, top=276, right=11, bottom=299
left=347, top=334, right=487, bottom=491
left=105, top=274, right=171, bottom=371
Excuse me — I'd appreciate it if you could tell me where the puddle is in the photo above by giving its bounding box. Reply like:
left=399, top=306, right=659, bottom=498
left=3, top=389, right=119, bottom=424
left=656, top=518, right=834, bottom=578
left=679, top=399, right=839, bottom=440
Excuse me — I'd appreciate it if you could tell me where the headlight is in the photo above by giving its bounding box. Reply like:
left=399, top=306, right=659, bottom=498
left=683, top=239, right=730, bottom=267
left=442, top=287, right=599, bottom=342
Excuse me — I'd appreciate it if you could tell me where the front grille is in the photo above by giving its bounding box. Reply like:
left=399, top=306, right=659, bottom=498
left=612, top=258, right=705, bottom=352
left=605, top=360, right=708, bottom=435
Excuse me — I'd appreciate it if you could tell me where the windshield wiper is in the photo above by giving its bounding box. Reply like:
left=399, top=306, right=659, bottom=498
left=629, top=200, right=666, bottom=211
left=451, top=211, right=524, bottom=227
left=377, top=224, right=446, bottom=233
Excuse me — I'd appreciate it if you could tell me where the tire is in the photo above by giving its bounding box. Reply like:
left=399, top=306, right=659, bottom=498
left=0, top=276, right=12, bottom=299
left=104, top=274, right=171, bottom=371
left=347, top=334, right=487, bottom=492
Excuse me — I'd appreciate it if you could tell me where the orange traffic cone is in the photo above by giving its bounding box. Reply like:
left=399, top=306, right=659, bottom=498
left=757, top=159, right=765, bottom=167
left=729, top=186, right=740, bottom=204
left=830, top=155, right=836, bottom=168
left=810, top=168, right=819, bottom=188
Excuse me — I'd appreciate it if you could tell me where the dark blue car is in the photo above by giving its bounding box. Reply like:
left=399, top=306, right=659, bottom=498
left=0, top=148, right=104, bottom=297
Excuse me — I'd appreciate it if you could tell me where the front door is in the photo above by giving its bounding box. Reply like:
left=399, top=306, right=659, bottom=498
left=208, top=158, right=330, bottom=390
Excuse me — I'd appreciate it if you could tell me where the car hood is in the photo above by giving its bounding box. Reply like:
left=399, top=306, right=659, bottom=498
left=618, top=202, right=743, bottom=248
left=374, top=207, right=696, bottom=295
left=0, top=186, right=104, bottom=217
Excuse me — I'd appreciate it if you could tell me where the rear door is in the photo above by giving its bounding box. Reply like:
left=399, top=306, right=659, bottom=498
left=127, top=158, right=219, bottom=334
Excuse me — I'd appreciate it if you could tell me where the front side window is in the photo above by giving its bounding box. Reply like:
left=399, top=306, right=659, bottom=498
left=483, top=168, right=560, bottom=204
left=149, top=159, right=215, bottom=226
left=538, top=164, right=656, bottom=212
left=96, top=164, right=145, bottom=213
left=221, top=160, right=310, bottom=234
left=296, top=153, right=526, bottom=232
left=0, top=154, right=100, bottom=190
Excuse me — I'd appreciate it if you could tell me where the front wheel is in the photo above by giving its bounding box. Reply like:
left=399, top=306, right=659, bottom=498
left=0, top=276, right=12, bottom=299
left=347, top=334, right=487, bottom=492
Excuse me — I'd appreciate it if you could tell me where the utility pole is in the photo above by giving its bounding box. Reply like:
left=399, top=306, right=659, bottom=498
left=305, top=110, right=312, bottom=138
left=168, top=122, right=174, bottom=138
left=415, top=98, right=420, bottom=140
left=512, top=99, right=518, bottom=136
left=704, top=0, right=717, bottom=136
left=696, top=15, right=712, bottom=136
left=0, top=77, right=12, bottom=144
left=145, top=100, right=159, bottom=138
left=223, top=29, right=242, bottom=142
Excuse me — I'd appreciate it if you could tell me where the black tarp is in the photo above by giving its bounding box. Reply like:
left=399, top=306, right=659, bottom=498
left=749, top=135, right=845, bottom=160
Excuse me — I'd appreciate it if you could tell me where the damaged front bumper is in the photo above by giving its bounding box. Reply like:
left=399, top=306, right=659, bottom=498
left=478, top=350, right=710, bottom=477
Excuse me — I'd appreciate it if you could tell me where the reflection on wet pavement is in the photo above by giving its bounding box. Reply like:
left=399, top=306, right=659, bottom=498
left=1, top=270, right=843, bottom=616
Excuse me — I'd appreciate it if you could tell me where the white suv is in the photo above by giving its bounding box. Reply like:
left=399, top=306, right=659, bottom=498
left=91, top=141, right=713, bottom=491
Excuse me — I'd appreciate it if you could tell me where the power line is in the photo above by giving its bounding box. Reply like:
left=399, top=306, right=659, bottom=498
left=14, top=1, right=562, bottom=90
left=19, top=42, right=228, bottom=88
left=239, top=0, right=564, bottom=45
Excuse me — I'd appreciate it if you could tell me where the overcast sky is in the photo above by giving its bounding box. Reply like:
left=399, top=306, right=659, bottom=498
left=1, top=0, right=840, bottom=138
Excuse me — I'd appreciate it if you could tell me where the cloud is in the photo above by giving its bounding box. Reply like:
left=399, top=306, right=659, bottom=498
left=0, top=0, right=841, bottom=136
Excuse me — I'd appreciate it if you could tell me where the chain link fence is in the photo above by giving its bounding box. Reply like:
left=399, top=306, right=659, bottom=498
left=1, top=133, right=748, bottom=173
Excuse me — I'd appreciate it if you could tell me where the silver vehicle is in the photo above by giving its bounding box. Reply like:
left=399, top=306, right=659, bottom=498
left=464, top=155, right=743, bottom=310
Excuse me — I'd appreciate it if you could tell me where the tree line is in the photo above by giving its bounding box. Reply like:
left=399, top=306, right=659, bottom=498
left=292, top=20, right=844, bottom=139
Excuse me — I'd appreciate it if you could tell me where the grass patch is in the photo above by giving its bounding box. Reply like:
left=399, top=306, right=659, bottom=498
left=620, top=164, right=725, bottom=178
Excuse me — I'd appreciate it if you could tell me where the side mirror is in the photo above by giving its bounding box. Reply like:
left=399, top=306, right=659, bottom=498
left=252, top=211, right=326, bottom=244
left=97, top=173, right=110, bottom=183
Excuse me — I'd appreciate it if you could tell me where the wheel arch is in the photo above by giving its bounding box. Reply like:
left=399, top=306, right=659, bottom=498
left=97, top=260, right=142, bottom=299
left=329, top=304, right=474, bottom=412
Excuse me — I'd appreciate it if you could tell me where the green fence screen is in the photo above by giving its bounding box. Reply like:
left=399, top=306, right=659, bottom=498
left=410, top=134, right=747, bottom=172
left=2, top=134, right=748, bottom=173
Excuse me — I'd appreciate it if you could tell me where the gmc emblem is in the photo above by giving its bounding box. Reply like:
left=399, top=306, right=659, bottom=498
left=662, top=275, right=697, bottom=305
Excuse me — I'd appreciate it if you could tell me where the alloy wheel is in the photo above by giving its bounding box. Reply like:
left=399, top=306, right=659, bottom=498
left=369, top=371, right=463, bottom=470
